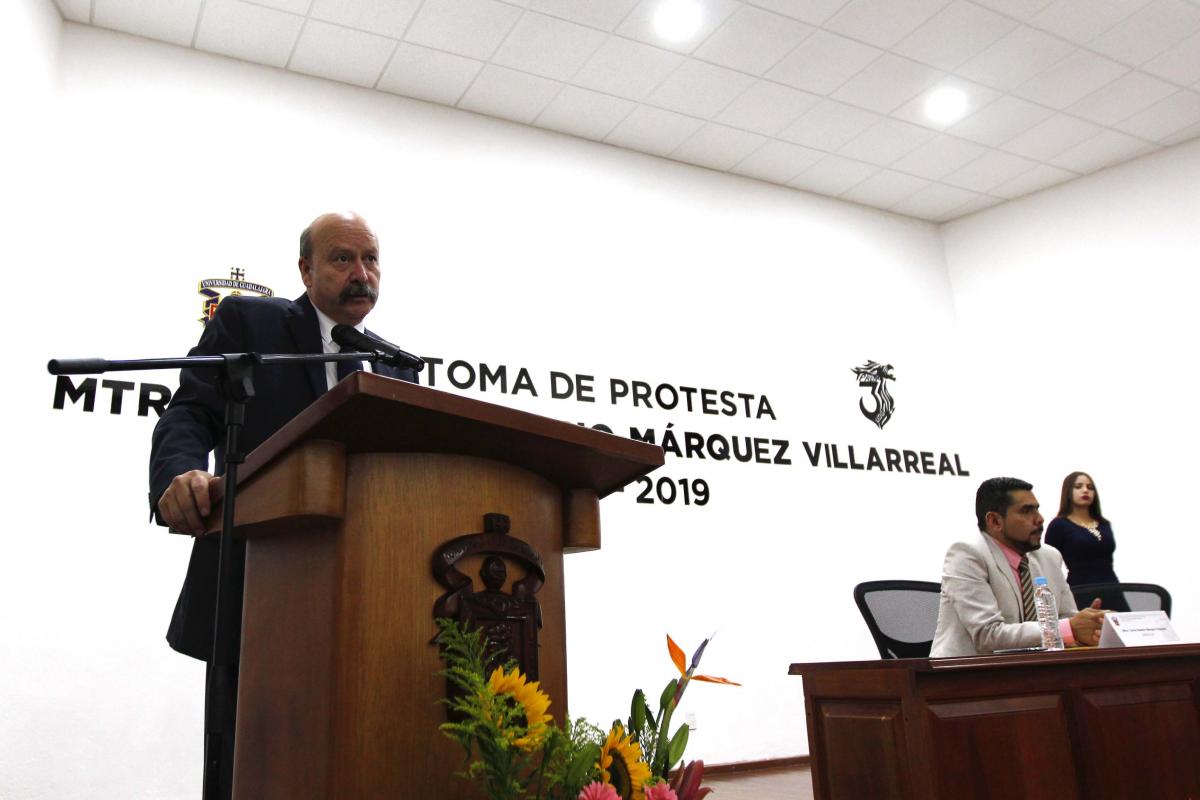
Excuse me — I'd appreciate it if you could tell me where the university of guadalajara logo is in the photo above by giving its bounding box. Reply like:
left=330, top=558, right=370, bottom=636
left=852, top=361, right=896, bottom=429
left=198, top=268, right=274, bottom=325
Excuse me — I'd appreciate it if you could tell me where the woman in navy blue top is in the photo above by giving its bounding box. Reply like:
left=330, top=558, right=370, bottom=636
left=1045, top=471, right=1129, bottom=611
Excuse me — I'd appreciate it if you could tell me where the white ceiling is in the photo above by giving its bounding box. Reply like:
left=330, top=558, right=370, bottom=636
left=53, top=0, right=1200, bottom=221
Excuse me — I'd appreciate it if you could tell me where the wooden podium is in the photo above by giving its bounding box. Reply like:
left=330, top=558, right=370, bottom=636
left=790, top=644, right=1200, bottom=800
left=205, top=372, right=663, bottom=798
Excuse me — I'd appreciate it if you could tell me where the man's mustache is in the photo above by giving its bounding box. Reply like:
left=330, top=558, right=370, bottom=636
left=340, top=281, right=378, bottom=303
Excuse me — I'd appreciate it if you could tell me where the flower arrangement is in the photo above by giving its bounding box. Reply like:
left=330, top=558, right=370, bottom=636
left=436, top=619, right=738, bottom=800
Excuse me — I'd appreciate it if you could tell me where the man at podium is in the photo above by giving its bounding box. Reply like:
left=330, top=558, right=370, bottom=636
left=147, top=211, right=418, bottom=796
left=931, top=477, right=1106, bottom=657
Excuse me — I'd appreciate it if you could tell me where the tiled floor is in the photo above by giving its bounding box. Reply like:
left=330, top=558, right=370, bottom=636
left=702, top=765, right=815, bottom=799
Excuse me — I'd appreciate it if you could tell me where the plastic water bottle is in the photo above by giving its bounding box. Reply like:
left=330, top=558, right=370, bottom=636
left=1033, top=576, right=1065, bottom=651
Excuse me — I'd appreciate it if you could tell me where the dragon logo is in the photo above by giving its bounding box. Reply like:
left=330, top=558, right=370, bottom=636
left=852, top=361, right=896, bottom=429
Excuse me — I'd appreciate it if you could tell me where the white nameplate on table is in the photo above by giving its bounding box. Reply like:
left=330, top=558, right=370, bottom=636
left=1098, top=611, right=1180, bottom=648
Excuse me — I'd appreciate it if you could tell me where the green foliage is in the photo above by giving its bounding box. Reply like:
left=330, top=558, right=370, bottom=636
left=434, top=622, right=732, bottom=797
left=625, top=687, right=658, bottom=776
left=625, top=675, right=692, bottom=781
left=536, top=718, right=605, bottom=800
left=666, top=723, right=689, bottom=768
left=435, top=618, right=604, bottom=800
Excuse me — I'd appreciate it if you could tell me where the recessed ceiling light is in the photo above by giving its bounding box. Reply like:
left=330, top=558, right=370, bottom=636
left=654, top=0, right=704, bottom=42
left=923, top=86, right=969, bottom=125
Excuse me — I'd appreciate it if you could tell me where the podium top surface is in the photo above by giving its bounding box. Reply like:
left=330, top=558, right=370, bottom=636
left=788, top=642, right=1200, bottom=675
left=237, top=371, right=664, bottom=497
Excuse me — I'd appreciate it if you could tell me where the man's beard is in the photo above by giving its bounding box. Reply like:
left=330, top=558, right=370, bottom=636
left=1007, top=529, right=1043, bottom=553
left=340, top=281, right=378, bottom=303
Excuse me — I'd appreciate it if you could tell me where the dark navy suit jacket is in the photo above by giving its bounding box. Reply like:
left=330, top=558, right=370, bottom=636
left=149, top=293, right=417, bottom=660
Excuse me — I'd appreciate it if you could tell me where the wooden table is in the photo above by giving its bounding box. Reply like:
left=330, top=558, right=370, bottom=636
left=790, top=644, right=1200, bottom=800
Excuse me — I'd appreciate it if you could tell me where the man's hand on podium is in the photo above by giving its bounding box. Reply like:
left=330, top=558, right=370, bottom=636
left=1069, top=598, right=1107, bottom=646
left=159, top=469, right=217, bottom=536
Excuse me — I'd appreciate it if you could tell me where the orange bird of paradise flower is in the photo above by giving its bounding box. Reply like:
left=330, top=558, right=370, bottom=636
left=667, top=635, right=740, bottom=687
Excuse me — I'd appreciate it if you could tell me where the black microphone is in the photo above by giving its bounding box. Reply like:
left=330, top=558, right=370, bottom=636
left=331, top=325, right=425, bottom=372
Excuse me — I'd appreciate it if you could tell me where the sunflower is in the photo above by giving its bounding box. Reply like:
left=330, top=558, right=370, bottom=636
left=485, top=666, right=553, bottom=751
left=597, top=724, right=651, bottom=800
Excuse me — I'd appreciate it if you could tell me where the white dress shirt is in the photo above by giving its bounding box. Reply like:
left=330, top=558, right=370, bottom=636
left=312, top=304, right=374, bottom=391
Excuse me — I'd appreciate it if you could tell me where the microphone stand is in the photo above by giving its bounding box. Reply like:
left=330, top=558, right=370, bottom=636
left=47, top=348, right=389, bottom=800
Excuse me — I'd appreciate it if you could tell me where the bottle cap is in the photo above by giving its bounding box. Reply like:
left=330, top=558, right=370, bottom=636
left=1033, top=576, right=1049, bottom=586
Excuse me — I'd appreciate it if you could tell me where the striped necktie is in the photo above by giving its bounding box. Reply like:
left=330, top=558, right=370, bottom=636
left=1018, top=556, right=1036, bottom=622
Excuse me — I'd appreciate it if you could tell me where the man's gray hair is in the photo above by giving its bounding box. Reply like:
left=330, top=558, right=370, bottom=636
left=299, top=225, right=314, bottom=261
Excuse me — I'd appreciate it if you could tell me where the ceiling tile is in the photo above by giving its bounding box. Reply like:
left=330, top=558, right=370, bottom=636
left=777, top=98, right=882, bottom=150
left=1028, top=0, right=1149, bottom=45
left=743, top=0, right=850, bottom=25
left=842, top=169, right=929, bottom=207
left=788, top=155, right=880, bottom=195
left=831, top=54, right=944, bottom=114
left=195, top=0, right=304, bottom=67
left=1141, top=30, right=1200, bottom=84
left=893, top=1, right=1018, bottom=71
left=730, top=139, right=825, bottom=182
left=1162, top=120, right=1200, bottom=144
left=890, top=183, right=979, bottom=219
left=572, top=37, right=683, bottom=101
left=1012, top=50, right=1128, bottom=109
left=55, top=0, right=91, bottom=22
left=309, top=0, right=422, bottom=38
left=605, top=105, right=705, bottom=156
left=890, top=77, right=1001, bottom=130
left=837, top=117, right=936, bottom=165
left=1089, top=0, right=1200, bottom=66
left=289, top=20, right=397, bottom=87
left=890, top=134, right=989, bottom=179
left=457, top=64, right=561, bottom=124
left=534, top=84, right=636, bottom=140
left=615, top=0, right=740, bottom=54
left=949, top=94, right=1056, bottom=146
left=94, top=0, right=203, bottom=46
left=948, top=192, right=1005, bottom=217
left=1050, top=129, right=1155, bottom=171
left=715, top=80, right=821, bottom=135
left=244, top=0, right=308, bottom=12
left=765, top=29, right=883, bottom=95
left=671, top=123, right=768, bottom=170
left=1114, top=89, right=1200, bottom=140
left=404, top=0, right=523, bottom=60
left=1068, top=70, right=1178, bottom=125
left=942, top=149, right=1039, bottom=192
left=1000, top=114, right=1102, bottom=160
left=527, top=0, right=640, bottom=30
left=491, top=12, right=607, bottom=80
left=989, top=163, right=1076, bottom=198
left=955, top=25, right=1074, bottom=91
left=377, top=42, right=483, bottom=105
left=694, top=6, right=813, bottom=74
left=646, top=60, right=756, bottom=117
left=968, top=0, right=1055, bottom=20
left=824, top=0, right=951, bottom=49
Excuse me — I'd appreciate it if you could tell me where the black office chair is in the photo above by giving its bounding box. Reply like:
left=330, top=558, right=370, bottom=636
left=853, top=580, right=942, bottom=659
left=1071, top=582, right=1172, bottom=617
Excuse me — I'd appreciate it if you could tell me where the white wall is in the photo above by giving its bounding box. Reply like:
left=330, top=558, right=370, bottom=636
left=0, top=0, right=60, bottom=98
left=942, top=137, right=1200, bottom=639
left=3, top=3, right=1194, bottom=797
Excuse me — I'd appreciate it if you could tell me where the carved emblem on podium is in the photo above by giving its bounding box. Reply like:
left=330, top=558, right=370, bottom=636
left=433, top=513, right=545, bottom=680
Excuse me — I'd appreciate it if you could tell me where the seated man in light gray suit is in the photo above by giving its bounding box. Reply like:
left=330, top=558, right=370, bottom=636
left=931, top=476, right=1106, bottom=657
